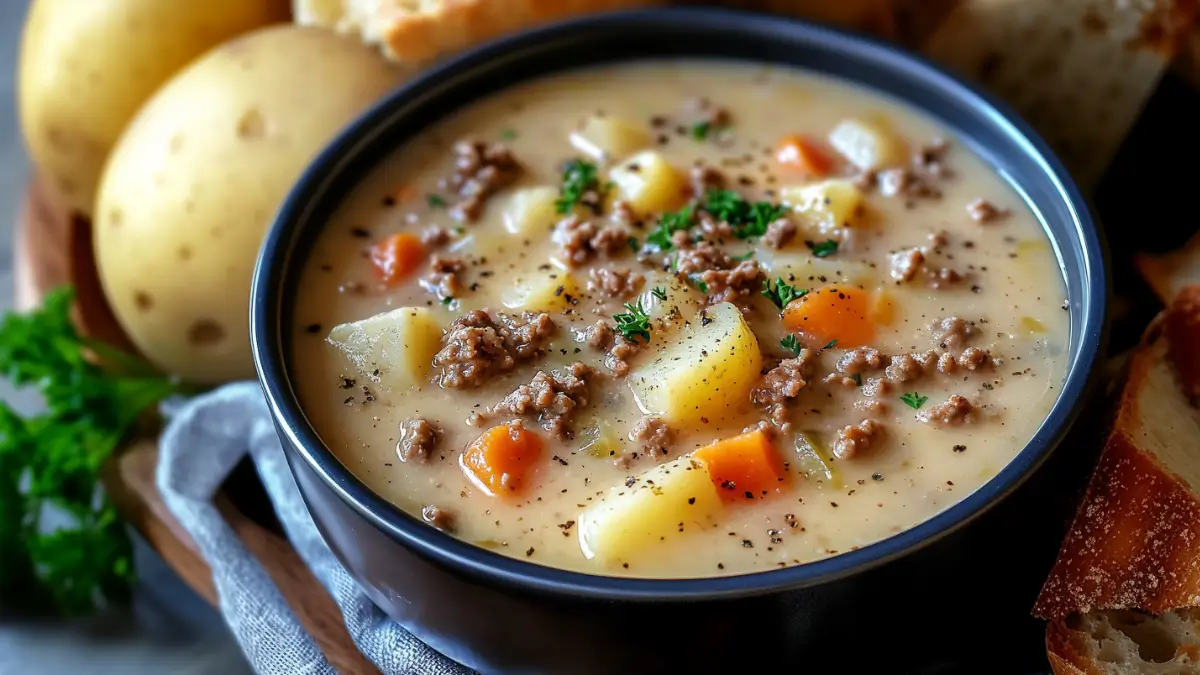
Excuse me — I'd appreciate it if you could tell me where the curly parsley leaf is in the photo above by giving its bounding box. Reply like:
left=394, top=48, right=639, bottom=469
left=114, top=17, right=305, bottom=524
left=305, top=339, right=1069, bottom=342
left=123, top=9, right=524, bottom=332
left=760, top=277, right=808, bottom=310
left=780, top=334, right=802, bottom=356
left=555, top=159, right=603, bottom=214
left=646, top=205, right=695, bottom=252
left=613, top=300, right=652, bottom=344
left=701, top=189, right=788, bottom=240
left=0, top=287, right=190, bottom=616
left=426, top=194, right=447, bottom=208
left=809, top=239, right=839, bottom=258
left=900, top=391, right=929, bottom=409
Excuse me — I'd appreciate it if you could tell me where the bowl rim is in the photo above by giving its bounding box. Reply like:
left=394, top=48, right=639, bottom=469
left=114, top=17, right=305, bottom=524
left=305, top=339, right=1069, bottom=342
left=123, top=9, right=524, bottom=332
left=251, top=6, right=1109, bottom=602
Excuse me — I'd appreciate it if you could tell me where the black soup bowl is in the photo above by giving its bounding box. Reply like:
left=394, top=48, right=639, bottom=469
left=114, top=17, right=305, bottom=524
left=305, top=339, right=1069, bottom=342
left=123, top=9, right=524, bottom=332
left=252, top=8, right=1106, bottom=674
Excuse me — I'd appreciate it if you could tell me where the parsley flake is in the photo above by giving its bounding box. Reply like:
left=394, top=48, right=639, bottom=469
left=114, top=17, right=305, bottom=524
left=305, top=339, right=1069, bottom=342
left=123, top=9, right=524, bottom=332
left=761, top=277, right=808, bottom=310
left=646, top=205, right=694, bottom=251
left=809, top=239, right=839, bottom=258
left=426, top=194, right=447, bottom=208
left=688, top=275, right=709, bottom=293
left=627, top=236, right=639, bottom=253
left=613, top=300, right=652, bottom=344
left=901, top=392, right=929, bottom=409
left=555, top=159, right=603, bottom=214
left=500, top=128, right=518, bottom=140
left=823, top=339, right=838, bottom=350
left=780, top=334, right=802, bottom=356
left=732, top=251, right=756, bottom=261
left=702, top=189, right=788, bottom=240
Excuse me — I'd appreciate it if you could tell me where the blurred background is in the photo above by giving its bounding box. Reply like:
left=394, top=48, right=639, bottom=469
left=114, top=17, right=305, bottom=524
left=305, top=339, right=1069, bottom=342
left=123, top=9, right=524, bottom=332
left=0, top=1, right=249, bottom=673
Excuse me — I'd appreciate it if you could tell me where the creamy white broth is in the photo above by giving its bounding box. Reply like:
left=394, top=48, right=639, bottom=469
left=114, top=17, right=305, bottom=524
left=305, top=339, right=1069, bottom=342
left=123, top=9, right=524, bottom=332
left=291, top=60, right=1068, bottom=578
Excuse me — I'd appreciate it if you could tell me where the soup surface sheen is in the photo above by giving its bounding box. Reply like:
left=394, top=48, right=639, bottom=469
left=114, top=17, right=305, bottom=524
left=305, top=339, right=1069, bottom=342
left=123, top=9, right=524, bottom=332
left=292, top=61, right=1068, bottom=579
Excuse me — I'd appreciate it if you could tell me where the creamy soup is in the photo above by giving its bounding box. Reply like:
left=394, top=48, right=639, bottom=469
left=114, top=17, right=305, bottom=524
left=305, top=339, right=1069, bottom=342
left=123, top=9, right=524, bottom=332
left=291, top=61, right=1068, bottom=579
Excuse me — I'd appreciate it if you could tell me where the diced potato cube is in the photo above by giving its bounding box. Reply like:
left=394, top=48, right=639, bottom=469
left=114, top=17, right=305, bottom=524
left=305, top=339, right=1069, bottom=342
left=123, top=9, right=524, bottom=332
left=609, top=151, right=687, bottom=216
left=570, top=115, right=650, bottom=163
left=502, top=186, right=561, bottom=236
left=628, top=302, right=762, bottom=426
left=779, top=179, right=863, bottom=235
left=578, top=456, right=723, bottom=564
left=828, top=117, right=905, bottom=171
left=502, top=268, right=582, bottom=313
left=638, top=273, right=705, bottom=340
left=327, top=307, right=442, bottom=390
left=760, top=251, right=874, bottom=288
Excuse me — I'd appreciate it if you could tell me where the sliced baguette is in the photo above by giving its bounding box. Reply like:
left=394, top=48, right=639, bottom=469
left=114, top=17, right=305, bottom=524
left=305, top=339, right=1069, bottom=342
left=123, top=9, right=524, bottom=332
left=1046, top=609, right=1200, bottom=675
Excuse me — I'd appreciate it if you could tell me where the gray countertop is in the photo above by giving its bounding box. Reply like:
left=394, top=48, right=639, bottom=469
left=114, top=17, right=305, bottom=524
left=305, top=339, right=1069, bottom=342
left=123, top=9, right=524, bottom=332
left=0, top=2, right=250, bottom=673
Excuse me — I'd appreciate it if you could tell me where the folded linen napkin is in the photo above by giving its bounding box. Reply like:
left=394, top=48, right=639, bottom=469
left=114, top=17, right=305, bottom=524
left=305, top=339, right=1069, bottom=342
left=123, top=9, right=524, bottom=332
left=156, top=382, right=474, bottom=675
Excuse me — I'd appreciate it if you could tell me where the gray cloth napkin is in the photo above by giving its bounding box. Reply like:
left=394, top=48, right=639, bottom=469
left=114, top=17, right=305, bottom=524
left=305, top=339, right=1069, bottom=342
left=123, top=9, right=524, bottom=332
left=156, top=382, right=476, bottom=675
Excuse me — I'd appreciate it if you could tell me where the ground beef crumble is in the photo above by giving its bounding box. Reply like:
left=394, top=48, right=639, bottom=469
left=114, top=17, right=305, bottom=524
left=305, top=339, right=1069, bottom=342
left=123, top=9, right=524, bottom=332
left=552, top=215, right=634, bottom=267
left=470, top=362, right=597, bottom=439
left=931, top=316, right=978, bottom=352
left=690, top=165, right=726, bottom=199
left=751, top=351, right=816, bottom=432
left=441, top=139, right=523, bottom=222
left=420, top=225, right=452, bottom=248
left=889, top=247, right=925, bottom=282
left=581, top=319, right=642, bottom=376
left=966, top=198, right=1009, bottom=223
left=397, top=418, right=442, bottom=463
left=423, top=255, right=465, bottom=299
left=917, top=394, right=976, bottom=427
left=433, top=310, right=555, bottom=388
left=632, top=417, right=672, bottom=458
left=421, top=505, right=456, bottom=532
left=588, top=267, right=645, bottom=299
left=833, top=419, right=882, bottom=460
left=675, top=242, right=764, bottom=307
left=836, top=347, right=886, bottom=374
left=763, top=218, right=797, bottom=249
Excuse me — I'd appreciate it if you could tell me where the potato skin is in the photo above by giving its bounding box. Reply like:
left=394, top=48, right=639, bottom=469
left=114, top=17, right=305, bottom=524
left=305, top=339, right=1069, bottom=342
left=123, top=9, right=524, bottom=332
left=95, top=25, right=406, bottom=383
left=17, top=0, right=289, bottom=216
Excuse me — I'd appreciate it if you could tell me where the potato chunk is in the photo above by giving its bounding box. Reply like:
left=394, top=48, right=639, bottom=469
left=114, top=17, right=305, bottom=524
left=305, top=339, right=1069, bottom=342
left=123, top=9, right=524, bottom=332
left=628, top=302, right=762, bottom=426
left=608, top=151, right=687, bottom=216
left=638, top=273, right=705, bottom=340
left=502, top=268, right=582, bottom=313
left=779, top=179, right=863, bottom=235
left=828, top=117, right=904, bottom=171
left=570, top=115, right=650, bottom=163
left=327, top=307, right=442, bottom=390
left=578, top=457, right=722, bottom=564
left=759, top=251, right=874, bottom=287
left=502, top=186, right=560, bottom=236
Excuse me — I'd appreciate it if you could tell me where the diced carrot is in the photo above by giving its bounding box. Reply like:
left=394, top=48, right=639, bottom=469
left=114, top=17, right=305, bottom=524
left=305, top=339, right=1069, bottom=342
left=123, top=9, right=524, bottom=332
left=775, top=134, right=835, bottom=177
left=369, top=232, right=425, bottom=286
left=460, top=422, right=544, bottom=497
left=782, top=285, right=875, bottom=348
left=693, top=429, right=786, bottom=502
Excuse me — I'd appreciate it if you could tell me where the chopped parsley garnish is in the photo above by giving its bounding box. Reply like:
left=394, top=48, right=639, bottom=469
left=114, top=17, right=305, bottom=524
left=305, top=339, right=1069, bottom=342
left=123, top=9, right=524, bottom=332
left=761, top=277, right=807, bottom=310
left=441, top=297, right=454, bottom=306
left=500, top=128, right=518, bottom=140
left=650, top=287, right=668, bottom=301
left=809, top=239, right=839, bottom=258
left=646, top=205, right=695, bottom=251
left=900, top=392, right=929, bottom=409
left=613, top=300, right=652, bottom=344
left=780, top=334, right=802, bottom=356
left=691, top=121, right=712, bottom=140
left=702, top=189, right=788, bottom=240
left=426, top=194, right=447, bottom=208
left=0, top=288, right=192, bottom=615
left=688, top=275, right=709, bottom=293
left=627, top=236, right=639, bottom=253
left=555, top=159, right=603, bottom=214
left=823, top=339, right=838, bottom=350
left=732, top=251, right=756, bottom=261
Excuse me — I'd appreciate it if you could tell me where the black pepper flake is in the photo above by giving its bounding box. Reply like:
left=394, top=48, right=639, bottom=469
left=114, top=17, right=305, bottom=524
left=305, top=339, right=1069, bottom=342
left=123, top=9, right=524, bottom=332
left=830, top=501, right=839, bottom=507
left=525, top=547, right=535, bottom=557
left=688, top=497, right=696, bottom=505
left=720, top=480, right=737, bottom=491
left=717, top=563, right=725, bottom=570
left=343, top=397, right=354, bottom=405
left=351, top=227, right=371, bottom=238
left=305, top=323, right=322, bottom=334
left=953, top=444, right=967, bottom=453
left=744, top=491, right=754, bottom=500
left=872, top=473, right=883, bottom=481
left=784, top=513, right=798, bottom=528
left=624, top=476, right=637, bottom=488
left=971, top=285, right=982, bottom=293
left=339, top=378, right=356, bottom=389
left=552, top=455, right=568, bottom=466
left=742, top=539, right=754, bottom=548
left=382, top=195, right=396, bottom=207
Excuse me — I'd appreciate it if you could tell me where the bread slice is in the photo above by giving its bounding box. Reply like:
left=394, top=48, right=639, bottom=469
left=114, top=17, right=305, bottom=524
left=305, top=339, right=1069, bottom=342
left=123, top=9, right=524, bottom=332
left=1136, top=233, right=1200, bottom=306
left=1035, top=287, right=1200, bottom=673
left=1046, top=609, right=1200, bottom=675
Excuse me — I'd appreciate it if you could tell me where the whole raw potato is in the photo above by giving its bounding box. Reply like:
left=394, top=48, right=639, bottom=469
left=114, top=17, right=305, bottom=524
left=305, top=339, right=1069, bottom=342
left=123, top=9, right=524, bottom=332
left=95, top=25, right=406, bottom=384
left=17, top=0, right=289, bottom=216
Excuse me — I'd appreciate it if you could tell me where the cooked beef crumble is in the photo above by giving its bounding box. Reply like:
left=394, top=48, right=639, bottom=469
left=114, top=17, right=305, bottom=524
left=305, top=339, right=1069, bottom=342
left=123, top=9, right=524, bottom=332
left=690, top=165, right=726, bottom=199
left=833, top=419, right=882, bottom=460
left=588, top=267, right=645, bottom=299
left=581, top=318, right=642, bottom=376
left=675, top=242, right=764, bottom=307
left=421, top=504, right=456, bottom=533
left=931, top=316, right=978, bottom=352
left=397, top=417, right=442, bottom=463
left=423, top=255, right=465, bottom=300
left=471, top=362, right=597, bottom=439
left=763, top=218, right=798, bottom=249
left=420, top=225, right=452, bottom=248
left=917, top=394, right=976, bottom=426
left=966, top=198, right=1008, bottom=224
left=752, top=351, right=816, bottom=432
left=632, top=417, right=672, bottom=457
left=553, top=215, right=634, bottom=267
left=442, top=139, right=523, bottom=222
left=889, top=247, right=925, bottom=282
left=836, top=347, right=886, bottom=374
left=433, top=310, right=555, bottom=388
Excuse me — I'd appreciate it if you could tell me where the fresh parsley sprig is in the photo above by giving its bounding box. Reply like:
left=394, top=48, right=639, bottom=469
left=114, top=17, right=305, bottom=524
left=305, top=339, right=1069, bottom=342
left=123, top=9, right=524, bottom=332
left=0, top=287, right=191, bottom=615
left=646, top=206, right=695, bottom=252
left=702, top=189, right=788, bottom=240
left=900, top=392, right=929, bottom=409
left=555, top=159, right=603, bottom=214
left=613, top=300, right=652, bottom=344
left=780, top=334, right=802, bottom=356
left=761, top=277, right=807, bottom=310
left=809, top=239, right=838, bottom=258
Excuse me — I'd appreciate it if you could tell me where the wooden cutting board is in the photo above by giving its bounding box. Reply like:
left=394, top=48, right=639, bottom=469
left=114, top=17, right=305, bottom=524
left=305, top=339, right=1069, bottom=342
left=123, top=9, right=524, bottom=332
left=13, top=176, right=381, bottom=675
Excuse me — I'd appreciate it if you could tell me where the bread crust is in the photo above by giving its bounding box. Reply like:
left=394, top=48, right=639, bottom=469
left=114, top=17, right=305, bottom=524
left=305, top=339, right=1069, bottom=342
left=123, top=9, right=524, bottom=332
left=1034, top=290, right=1200, bottom=621
left=1135, top=233, right=1200, bottom=305
left=1046, top=618, right=1098, bottom=675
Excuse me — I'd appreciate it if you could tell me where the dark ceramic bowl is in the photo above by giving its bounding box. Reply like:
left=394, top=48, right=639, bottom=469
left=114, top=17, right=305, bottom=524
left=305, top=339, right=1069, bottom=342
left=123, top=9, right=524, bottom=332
left=251, top=8, right=1107, bottom=674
